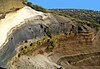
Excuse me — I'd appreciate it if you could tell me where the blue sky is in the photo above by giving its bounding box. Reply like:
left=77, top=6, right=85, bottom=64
left=28, top=0, right=100, bottom=11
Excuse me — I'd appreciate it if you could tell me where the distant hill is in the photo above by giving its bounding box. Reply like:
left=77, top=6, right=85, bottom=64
left=50, top=9, right=100, bottom=24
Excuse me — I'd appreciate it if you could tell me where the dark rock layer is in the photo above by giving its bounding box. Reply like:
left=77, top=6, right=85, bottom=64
left=0, top=14, right=98, bottom=68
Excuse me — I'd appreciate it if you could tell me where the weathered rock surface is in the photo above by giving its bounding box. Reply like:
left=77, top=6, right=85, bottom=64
left=7, top=32, right=100, bottom=69
left=0, top=5, right=100, bottom=69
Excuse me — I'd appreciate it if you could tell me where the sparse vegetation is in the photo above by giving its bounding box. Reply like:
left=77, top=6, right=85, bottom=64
left=18, top=37, right=49, bottom=55
left=51, top=9, right=100, bottom=24
left=16, top=32, right=97, bottom=57
left=25, top=2, right=47, bottom=13
left=17, top=34, right=59, bottom=56
left=24, top=2, right=100, bottom=28
left=49, top=10, right=100, bottom=28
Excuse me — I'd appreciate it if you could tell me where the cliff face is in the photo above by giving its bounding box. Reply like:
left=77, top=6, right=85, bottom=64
left=0, top=4, right=100, bottom=69
left=0, top=0, right=25, bottom=13
left=7, top=32, right=100, bottom=69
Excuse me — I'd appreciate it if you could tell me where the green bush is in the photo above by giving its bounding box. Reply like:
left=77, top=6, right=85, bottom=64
left=26, top=2, right=47, bottom=13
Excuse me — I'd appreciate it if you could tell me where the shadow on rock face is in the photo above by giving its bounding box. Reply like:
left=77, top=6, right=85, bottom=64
left=0, top=67, right=6, bottom=69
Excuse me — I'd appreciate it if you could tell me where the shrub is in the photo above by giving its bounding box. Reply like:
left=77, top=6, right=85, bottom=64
left=26, top=2, right=47, bottom=13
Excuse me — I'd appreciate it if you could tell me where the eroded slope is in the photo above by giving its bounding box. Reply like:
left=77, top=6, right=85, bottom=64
left=8, top=32, right=100, bottom=69
left=0, top=6, right=100, bottom=69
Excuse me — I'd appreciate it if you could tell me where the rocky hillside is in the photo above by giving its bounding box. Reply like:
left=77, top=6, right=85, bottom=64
left=0, top=1, right=100, bottom=69
left=50, top=9, right=100, bottom=24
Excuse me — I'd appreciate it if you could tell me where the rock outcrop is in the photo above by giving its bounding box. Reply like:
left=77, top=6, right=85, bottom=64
left=0, top=1, right=100, bottom=69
